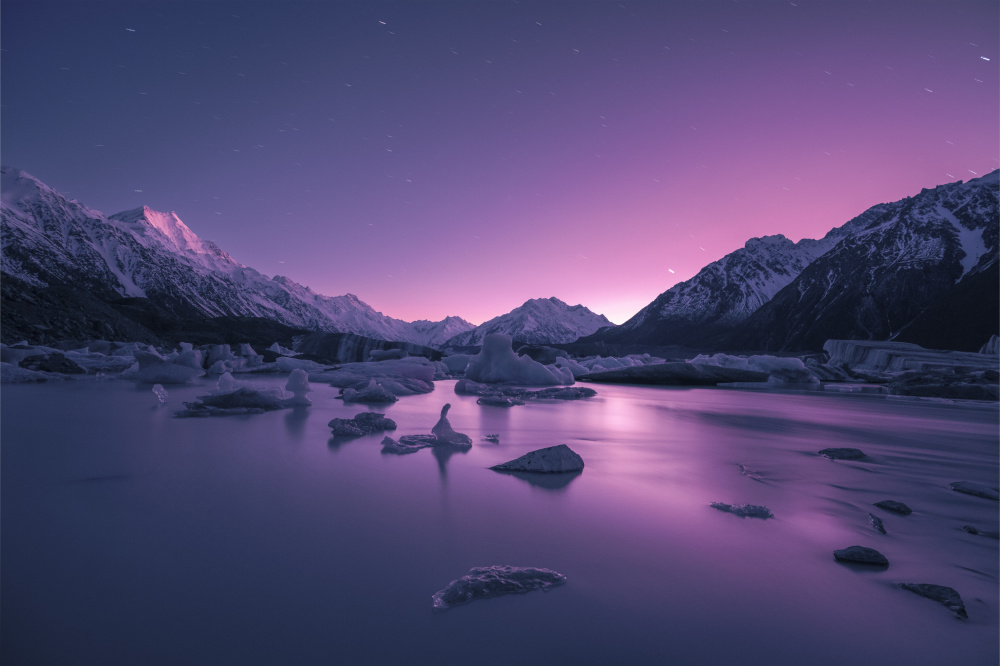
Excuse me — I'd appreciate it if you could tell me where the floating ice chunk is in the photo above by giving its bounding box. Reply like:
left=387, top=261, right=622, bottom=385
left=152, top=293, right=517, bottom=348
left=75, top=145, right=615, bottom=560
left=442, top=354, right=474, bottom=375
left=179, top=342, right=194, bottom=352
left=216, top=372, right=239, bottom=394
left=947, top=481, right=999, bottom=500
left=0, top=361, right=67, bottom=383
left=174, top=387, right=291, bottom=417
left=276, top=356, right=328, bottom=373
left=205, top=344, right=236, bottom=367
left=868, top=513, right=886, bottom=534
left=432, top=566, right=566, bottom=609
left=898, top=583, right=967, bottom=619
left=284, top=368, right=311, bottom=405
left=477, top=394, right=524, bottom=407
left=431, top=404, right=472, bottom=446
left=482, top=434, right=500, bottom=443
left=0, top=345, right=45, bottom=365
left=342, top=379, right=398, bottom=403
left=173, top=349, right=204, bottom=370
left=239, top=343, right=256, bottom=357
left=328, top=412, right=397, bottom=437
left=491, top=444, right=584, bottom=473
left=381, top=435, right=429, bottom=455
left=267, top=342, right=296, bottom=356
left=553, top=356, right=590, bottom=378
left=464, top=334, right=573, bottom=386
left=833, top=545, right=889, bottom=566
left=710, top=502, right=774, bottom=519
left=152, top=384, right=168, bottom=403
left=689, top=353, right=819, bottom=384
left=324, top=358, right=436, bottom=396
left=134, top=351, right=204, bottom=384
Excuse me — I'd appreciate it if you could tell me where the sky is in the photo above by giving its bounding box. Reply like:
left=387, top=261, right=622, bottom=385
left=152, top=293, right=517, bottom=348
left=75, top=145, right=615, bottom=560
left=2, top=0, right=997, bottom=325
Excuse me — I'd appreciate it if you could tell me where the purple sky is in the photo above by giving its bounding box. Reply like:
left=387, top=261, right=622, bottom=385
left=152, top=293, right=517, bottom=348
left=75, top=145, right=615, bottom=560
left=3, top=1, right=997, bottom=325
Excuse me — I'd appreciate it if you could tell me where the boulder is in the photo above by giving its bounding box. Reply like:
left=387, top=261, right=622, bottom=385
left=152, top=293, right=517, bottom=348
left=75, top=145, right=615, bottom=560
left=898, top=583, right=967, bottom=619
left=833, top=545, right=889, bottom=566
left=710, top=502, right=773, bottom=519
left=491, top=444, right=584, bottom=473
left=947, top=481, right=999, bottom=501
left=431, top=566, right=566, bottom=609
left=874, top=500, right=912, bottom=515
left=868, top=513, right=886, bottom=534
left=818, top=448, right=867, bottom=460
left=328, top=412, right=397, bottom=437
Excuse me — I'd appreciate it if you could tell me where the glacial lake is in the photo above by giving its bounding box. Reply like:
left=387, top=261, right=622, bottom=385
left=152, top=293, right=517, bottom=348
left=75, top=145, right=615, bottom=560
left=2, top=376, right=998, bottom=666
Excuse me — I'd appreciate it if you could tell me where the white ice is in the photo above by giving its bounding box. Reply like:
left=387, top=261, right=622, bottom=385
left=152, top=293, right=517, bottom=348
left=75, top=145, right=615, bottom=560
left=464, top=334, right=573, bottom=386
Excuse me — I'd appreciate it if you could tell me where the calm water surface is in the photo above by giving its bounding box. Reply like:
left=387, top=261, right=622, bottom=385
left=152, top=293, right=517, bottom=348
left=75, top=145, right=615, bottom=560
left=2, top=377, right=997, bottom=665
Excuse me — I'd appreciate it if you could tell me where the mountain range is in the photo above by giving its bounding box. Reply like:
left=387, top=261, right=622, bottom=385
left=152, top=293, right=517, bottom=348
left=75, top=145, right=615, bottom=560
left=0, top=167, right=611, bottom=348
left=2, top=166, right=996, bottom=353
left=586, top=170, right=999, bottom=352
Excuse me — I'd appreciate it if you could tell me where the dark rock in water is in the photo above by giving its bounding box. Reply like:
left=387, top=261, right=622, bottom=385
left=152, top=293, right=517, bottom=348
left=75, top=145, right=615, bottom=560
left=328, top=412, right=397, bottom=437
left=431, top=565, right=566, bottom=609
left=947, top=481, right=999, bottom=501
left=18, top=352, right=86, bottom=374
left=961, top=525, right=1000, bottom=539
left=579, top=362, right=768, bottom=386
left=833, top=545, right=889, bottom=566
left=381, top=435, right=429, bottom=455
left=174, top=387, right=289, bottom=417
left=491, top=444, right=584, bottom=473
left=431, top=403, right=473, bottom=447
left=874, top=500, right=912, bottom=515
left=710, top=502, right=773, bottom=519
left=868, top=513, right=886, bottom=534
left=898, top=583, right=968, bottom=619
left=818, top=447, right=867, bottom=460
left=476, top=394, right=524, bottom=407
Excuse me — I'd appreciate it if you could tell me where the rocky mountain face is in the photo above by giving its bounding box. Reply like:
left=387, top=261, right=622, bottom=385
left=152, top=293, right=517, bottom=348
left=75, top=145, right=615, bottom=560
left=444, top=297, right=613, bottom=347
left=588, top=171, right=998, bottom=352
left=0, top=167, right=474, bottom=346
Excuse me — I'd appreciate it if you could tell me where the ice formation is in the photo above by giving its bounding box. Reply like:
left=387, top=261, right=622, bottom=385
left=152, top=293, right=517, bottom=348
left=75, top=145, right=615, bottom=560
left=431, top=566, right=566, bottom=609
left=368, top=348, right=407, bottom=361
left=710, top=502, right=774, bottom=519
left=688, top=353, right=819, bottom=384
left=833, top=545, right=889, bottom=566
left=133, top=351, right=205, bottom=384
left=152, top=384, right=168, bottom=403
left=341, top=379, right=398, bottom=404
left=431, top=404, right=472, bottom=446
left=380, top=435, right=429, bottom=455
left=323, top=358, right=436, bottom=396
left=276, top=356, right=329, bottom=373
left=0, top=361, right=67, bottom=383
left=284, top=368, right=311, bottom=405
left=267, top=342, right=296, bottom=356
left=441, top=354, right=474, bottom=375
left=491, top=444, right=584, bottom=473
left=463, top=334, right=573, bottom=386
left=328, top=412, right=397, bottom=437
left=455, top=379, right=596, bottom=403
left=824, top=340, right=997, bottom=373
left=898, top=584, right=968, bottom=619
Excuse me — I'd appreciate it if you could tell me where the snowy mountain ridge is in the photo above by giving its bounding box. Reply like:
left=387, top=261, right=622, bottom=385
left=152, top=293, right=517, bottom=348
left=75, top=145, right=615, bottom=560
left=445, top=297, right=613, bottom=347
left=0, top=166, right=475, bottom=346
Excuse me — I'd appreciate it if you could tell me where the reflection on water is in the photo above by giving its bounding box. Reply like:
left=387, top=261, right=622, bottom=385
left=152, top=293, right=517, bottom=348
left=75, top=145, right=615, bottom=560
left=1, top=377, right=997, bottom=666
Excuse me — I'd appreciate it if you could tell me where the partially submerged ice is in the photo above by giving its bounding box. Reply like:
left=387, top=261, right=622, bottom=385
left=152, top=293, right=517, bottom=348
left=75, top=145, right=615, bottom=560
left=688, top=353, right=819, bottom=384
left=174, top=376, right=311, bottom=417
left=431, top=404, right=472, bottom=446
left=329, top=412, right=397, bottom=437
left=455, top=379, right=596, bottom=403
left=463, top=334, right=574, bottom=386
left=431, top=565, right=566, bottom=610
left=341, top=379, right=398, bottom=404
left=898, top=583, right=968, bottom=619
left=491, top=444, right=584, bottom=473
left=710, top=502, right=774, bottom=519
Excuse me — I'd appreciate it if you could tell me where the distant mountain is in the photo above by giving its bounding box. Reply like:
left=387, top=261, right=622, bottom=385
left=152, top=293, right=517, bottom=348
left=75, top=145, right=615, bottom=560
left=723, top=172, right=999, bottom=351
left=588, top=170, right=998, bottom=352
left=0, top=167, right=474, bottom=346
left=445, top=297, right=613, bottom=346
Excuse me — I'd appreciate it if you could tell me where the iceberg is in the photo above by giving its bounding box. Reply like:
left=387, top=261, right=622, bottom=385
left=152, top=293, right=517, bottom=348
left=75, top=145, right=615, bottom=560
left=454, top=379, right=596, bottom=403
left=152, top=384, right=168, bottom=403
left=491, top=444, right=584, bottom=473
left=0, top=361, right=67, bottom=383
left=322, top=358, right=437, bottom=396
left=431, top=404, right=472, bottom=446
left=431, top=565, right=566, bottom=609
left=133, top=351, right=204, bottom=384
left=464, top=334, right=573, bottom=386
left=284, top=368, right=311, bottom=406
left=688, top=353, right=819, bottom=384
left=341, top=379, right=398, bottom=404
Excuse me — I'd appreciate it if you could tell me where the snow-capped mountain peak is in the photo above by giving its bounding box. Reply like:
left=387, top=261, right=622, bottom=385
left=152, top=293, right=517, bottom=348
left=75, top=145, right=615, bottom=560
left=445, top=296, right=612, bottom=346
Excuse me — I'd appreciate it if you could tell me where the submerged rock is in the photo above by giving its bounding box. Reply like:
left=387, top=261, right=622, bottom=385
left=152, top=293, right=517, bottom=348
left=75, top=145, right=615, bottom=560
left=174, top=386, right=301, bottom=417
left=947, top=481, right=999, bottom=501
left=818, top=447, right=867, bottom=460
left=710, top=502, right=774, bottom=519
left=491, top=444, right=584, bottom=474
left=431, top=565, right=566, bottom=609
left=476, top=394, right=525, bottom=407
left=833, top=545, right=889, bottom=566
left=874, top=500, right=912, bottom=515
left=455, top=379, right=595, bottom=403
left=898, top=583, right=968, bottom=619
left=328, top=412, right=397, bottom=437
left=961, top=525, right=1000, bottom=539
left=868, top=513, right=887, bottom=534
left=380, top=435, right=427, bottom=455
